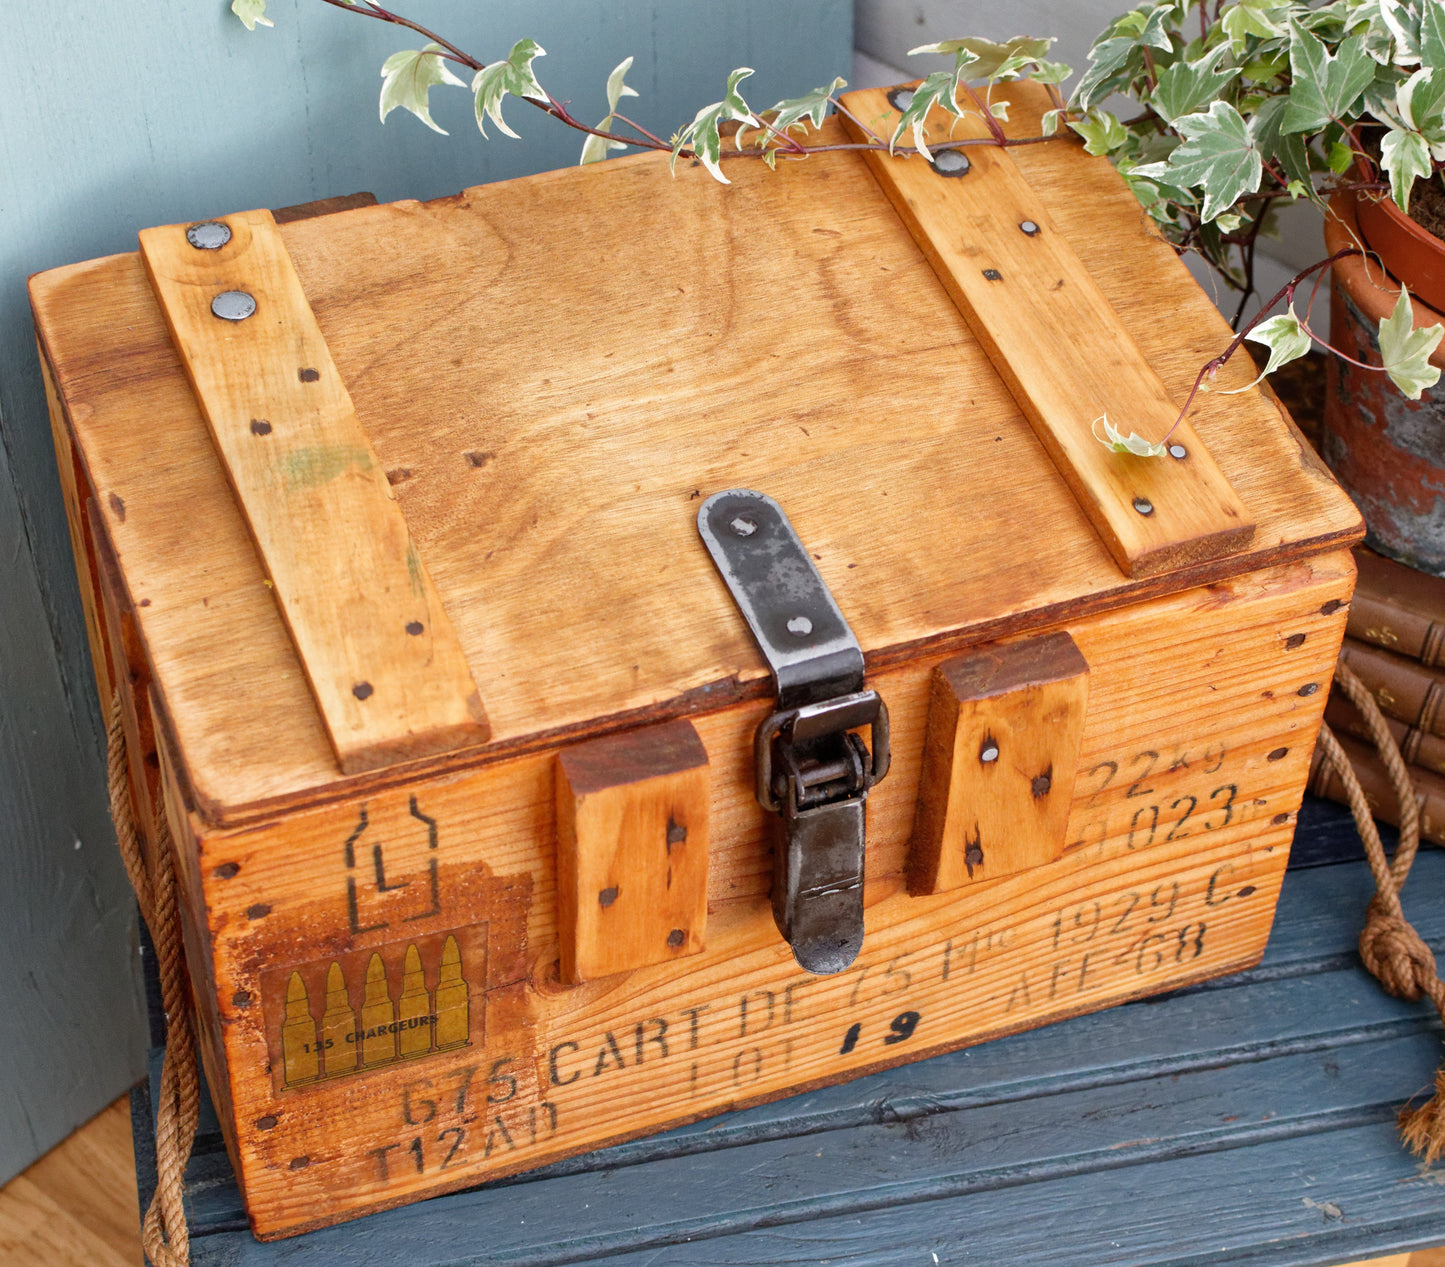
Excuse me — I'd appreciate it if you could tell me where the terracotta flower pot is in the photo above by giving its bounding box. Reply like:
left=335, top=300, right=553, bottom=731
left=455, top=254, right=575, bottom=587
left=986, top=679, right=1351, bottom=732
left=1320, top=191, right=1445, bottom=574
left=1354, top=182, right=1445, bottom=315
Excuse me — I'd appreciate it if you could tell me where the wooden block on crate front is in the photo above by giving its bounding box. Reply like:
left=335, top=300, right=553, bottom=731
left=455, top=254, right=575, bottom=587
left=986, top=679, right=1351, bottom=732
left=137, top=208, right=488, bottom=775
left=910, top=632, right=1089, bottom=894
left=838, top=85, right=1254, bottom=579
left=556, top=719, right=711, bottom=982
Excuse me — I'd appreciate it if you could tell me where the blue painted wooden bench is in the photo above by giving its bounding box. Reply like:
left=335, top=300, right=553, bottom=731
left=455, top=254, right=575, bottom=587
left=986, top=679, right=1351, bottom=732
left=134, top=797, right=1445, bottom=1265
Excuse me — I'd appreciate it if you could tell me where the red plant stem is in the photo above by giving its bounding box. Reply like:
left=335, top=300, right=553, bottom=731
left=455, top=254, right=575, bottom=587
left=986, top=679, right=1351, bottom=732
left=313, top=0, right=1064, bottom=165
left=961, top=83, right=1009, bottom=145
left=317, top=0, right=480, bottom=70
left=831, top=98, right=885, bottom=145
left=1163, top=248, right=1360, bottom=443
left=609, top=113, right=669, bottom=149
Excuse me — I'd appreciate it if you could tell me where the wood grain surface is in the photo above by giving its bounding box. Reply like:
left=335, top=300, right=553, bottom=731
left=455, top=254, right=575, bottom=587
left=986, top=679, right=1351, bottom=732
left=139, top=209, right=489, bottom=775
left=156, top=552, right=1353, bottom=1236
left=31, top=84, right=1360, bottom=825
left=841, top=84, right=1255, bottom=578
left=0, top=1099, right=139, bottom=1267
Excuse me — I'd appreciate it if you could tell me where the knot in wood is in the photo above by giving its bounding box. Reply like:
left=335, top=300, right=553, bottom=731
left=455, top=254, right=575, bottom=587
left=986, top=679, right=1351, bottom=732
left=1360, top=906, right=1438, bottom=1001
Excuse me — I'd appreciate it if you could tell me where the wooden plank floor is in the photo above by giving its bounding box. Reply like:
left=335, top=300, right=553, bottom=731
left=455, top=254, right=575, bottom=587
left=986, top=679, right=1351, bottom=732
left=0, top=1097, right=140, bottom=1265
left=6, top=1098, right=1444, bottom=1267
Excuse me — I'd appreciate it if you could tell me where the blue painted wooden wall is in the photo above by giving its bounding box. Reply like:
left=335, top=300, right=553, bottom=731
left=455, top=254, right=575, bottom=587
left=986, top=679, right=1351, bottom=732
left=0, top=0, right=852, bottom=1182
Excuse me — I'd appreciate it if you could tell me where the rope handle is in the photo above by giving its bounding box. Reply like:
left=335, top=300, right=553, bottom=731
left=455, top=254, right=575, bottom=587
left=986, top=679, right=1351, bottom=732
left=1321, top=659, right=1445, bottom=1160
left=108, top=694, right=198, bottom=1267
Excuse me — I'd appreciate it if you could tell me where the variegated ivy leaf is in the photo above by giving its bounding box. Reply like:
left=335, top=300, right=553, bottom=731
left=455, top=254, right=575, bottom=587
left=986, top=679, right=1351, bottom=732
left=1382, top=127, right=1433, bottom=210
left=1248, top=93, right=1317, bottom=200
left=1379, top=286, right=1445, bottom=397
left=1092, top=415, right=1168, bottom=458
left=1422, top=0, right=1445, bottom=69
left=1222, top=0, right=1288, bottom=49
left=380, top=44, right=465, bottom=135
left=1399, top=66, right=1445, bottom=142
left=1382, top=0, right=1425, bottom=66
left=737, top=76, right=845, bottom=151
left=889, top=69, right=967, bottom=159
left=580, top=57, right=639, bottom=165
left=1132, top=101, right=1262, bottom=221
left=232, top=0, right=273, bottom=31
left=1151, top=44, right=1241, bottom=126
left=1041, top=108, right=1063, bottom=135
left=1281, top=19, right=1374, bottom=132
left=1073, top=37, right=1139, bottom=110
left=1113, top=4, right=1176, bottom=53
left=989, top=99, right=1010, bottom=121
left=670, top=68, right=759, bottom=183
left=1069, top=108, right=1128, bottom=155
left=472, top=38, right=548, bottom=140
left=1220, top=309, right=1312, bottom=393
left=604, top=55, right=639, bottom=114
left=909, top=36, right=1054, bottom=82
left=1031, top=59, right=1073, bottom=85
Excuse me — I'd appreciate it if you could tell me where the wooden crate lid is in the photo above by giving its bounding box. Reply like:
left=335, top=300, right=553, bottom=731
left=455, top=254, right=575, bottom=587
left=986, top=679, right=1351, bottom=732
left=29, top=88, right=1361, bottom=826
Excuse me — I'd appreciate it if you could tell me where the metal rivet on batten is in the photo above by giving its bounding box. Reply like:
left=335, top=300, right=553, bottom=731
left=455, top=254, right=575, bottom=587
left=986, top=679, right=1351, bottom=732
left=212, top=290, right=256, bottom=322
left=187, top=220, right=231, bottom=250
left=729, top=515, right=757, bottom=537
left=1133, top=496, right=1154, bottom=516
left=1168, top=443, right=1188, bottom=460
left=1020, top=220, right=1040, bottom=236
left=934, top=149, right=971, bottom=177
left=787, top=615, right=813, bottom=637
left=982, top=268, right=1003, bottom=281
left=887, top=87, right=916, bottom=112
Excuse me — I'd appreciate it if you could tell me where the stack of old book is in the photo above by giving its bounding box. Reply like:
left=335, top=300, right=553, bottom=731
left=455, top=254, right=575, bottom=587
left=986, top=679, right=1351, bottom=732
left=1313, top=545, right=1445, bottom=844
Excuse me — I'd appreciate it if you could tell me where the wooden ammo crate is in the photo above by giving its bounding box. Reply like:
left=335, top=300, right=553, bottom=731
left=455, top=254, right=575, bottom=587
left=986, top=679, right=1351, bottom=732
left=30, top=82, right=1362, bottom=1239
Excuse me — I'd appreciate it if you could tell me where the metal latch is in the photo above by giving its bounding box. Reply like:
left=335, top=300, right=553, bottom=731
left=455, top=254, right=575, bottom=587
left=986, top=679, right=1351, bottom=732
left=698, top=489, right=890, bottom=974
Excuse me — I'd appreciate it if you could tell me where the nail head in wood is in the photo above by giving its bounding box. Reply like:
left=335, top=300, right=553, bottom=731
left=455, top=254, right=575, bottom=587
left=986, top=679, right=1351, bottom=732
left=1133, top=497, right=1154, bottom=516
left=186, top=221, right=232, bottom=250
left=211, top=290, right=256, bottom=322
left=1168, top=443, right=1188, bottom=459
left=934, top=150, right=972, bottom=177
left=1020, top=220, right=1040, bottom=235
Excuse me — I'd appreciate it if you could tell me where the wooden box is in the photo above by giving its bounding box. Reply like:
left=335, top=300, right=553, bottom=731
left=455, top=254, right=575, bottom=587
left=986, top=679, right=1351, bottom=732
left=30, top=83, right=1362, bottom=1239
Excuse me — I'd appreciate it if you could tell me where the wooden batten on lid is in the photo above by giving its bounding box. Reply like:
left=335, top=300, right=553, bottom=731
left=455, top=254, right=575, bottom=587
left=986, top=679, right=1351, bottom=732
left=840, top=84, right=1255, bottom=579
left=139, top=209, right=489, bottom=775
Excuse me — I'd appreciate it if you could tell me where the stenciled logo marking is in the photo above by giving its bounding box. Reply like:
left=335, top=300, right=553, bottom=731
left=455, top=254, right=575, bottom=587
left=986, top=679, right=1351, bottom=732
left=263, top=924, right=487, bottom=1090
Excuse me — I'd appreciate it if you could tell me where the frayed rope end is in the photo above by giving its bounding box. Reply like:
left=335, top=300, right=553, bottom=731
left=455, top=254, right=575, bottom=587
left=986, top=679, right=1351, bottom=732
left=1400, top=1065, right=1445, bottom=1166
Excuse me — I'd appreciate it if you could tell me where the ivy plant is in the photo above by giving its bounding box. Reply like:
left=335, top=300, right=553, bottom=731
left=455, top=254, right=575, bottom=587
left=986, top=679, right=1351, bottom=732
left=234, top=0, right=1445, bottom=445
